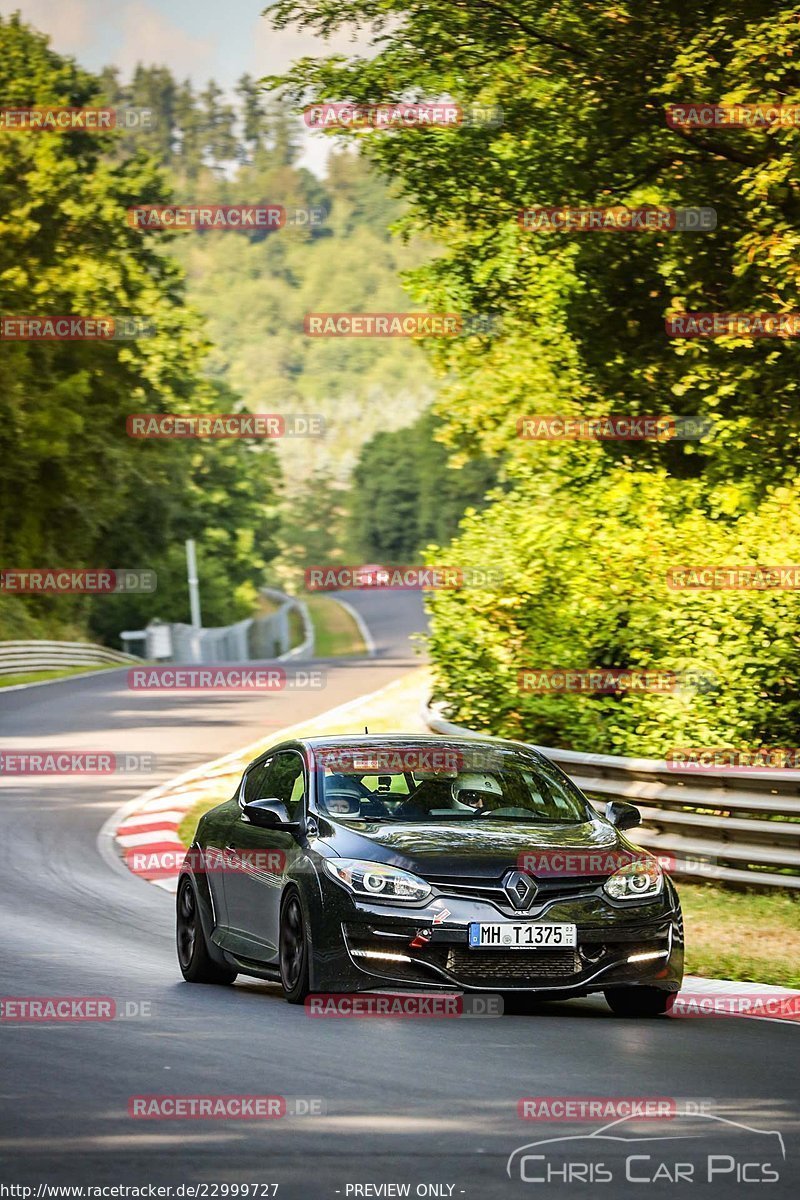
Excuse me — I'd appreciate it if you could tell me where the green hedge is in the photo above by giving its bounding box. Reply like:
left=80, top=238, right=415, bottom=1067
left=425, top=471, right=800, bottom=756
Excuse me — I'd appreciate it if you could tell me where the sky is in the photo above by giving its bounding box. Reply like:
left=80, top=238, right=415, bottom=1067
left=0, top=0, right=375, bottom=172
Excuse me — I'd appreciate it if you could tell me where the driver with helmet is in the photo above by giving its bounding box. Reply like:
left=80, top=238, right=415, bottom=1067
left=323, top=775, right=363, bottom=816
left=451, top=773, right=504, bottom=812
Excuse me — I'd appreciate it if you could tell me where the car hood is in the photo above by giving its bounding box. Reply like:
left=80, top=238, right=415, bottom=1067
left=317, top=817, right=633, bottom=879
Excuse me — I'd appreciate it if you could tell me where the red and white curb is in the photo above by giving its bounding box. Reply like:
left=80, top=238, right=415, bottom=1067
left=115, top=797, right=212, bottom=893
left=675, top=975, right=799, bottom=1024
left=103, top=753, right=249, bottom=893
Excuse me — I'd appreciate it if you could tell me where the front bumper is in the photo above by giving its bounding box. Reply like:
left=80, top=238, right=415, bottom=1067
left=311, top=876, right=684, bottom=995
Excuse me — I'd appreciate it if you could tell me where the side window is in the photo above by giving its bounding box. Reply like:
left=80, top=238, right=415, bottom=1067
left=260, top=751, right=306, bottom=820
left=243, top=759, right=271, bottom=804
left=290, top=771, right=305, bottom=811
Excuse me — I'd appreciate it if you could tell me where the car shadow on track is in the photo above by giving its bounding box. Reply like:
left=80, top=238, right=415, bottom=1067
left=175, top=980, right=622, bottom=1020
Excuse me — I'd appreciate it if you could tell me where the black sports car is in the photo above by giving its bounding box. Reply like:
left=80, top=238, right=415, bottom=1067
left=176, top=735, right=683, bottom=1015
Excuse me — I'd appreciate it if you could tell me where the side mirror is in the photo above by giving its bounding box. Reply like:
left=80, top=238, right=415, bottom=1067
left=605, top=800, right=641, bottom=831
left=242, top=798, right=291, bottom=829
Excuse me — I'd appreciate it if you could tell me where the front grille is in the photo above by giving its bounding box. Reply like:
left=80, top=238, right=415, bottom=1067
left=425, top=874, right=596, bottom=909
left=430, top=882, right=508, bottom=903
left=445, top=947, right=581, bottom=985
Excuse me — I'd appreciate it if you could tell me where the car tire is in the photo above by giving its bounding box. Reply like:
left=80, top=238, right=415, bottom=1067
left=176, top=876, right=237, bottom=985
left=604, top=987, right=670, bottom=1017
left=279, top=888, right=311, bottom=1004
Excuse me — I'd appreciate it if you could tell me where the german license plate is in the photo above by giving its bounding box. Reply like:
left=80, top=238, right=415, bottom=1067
left=468, top=922, right=577, bottom=949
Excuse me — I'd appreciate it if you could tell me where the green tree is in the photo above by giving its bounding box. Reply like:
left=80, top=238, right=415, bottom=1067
left=263, top=96, right=301, bottom=167
left=348, top=410, right=497, bottom=559
left=200, top=79, right=237, bottom=171
left=129, top=64, right=178, bottom=165
left=267, top=0, right=800, bottom=492
left=266, top=0, right=800, bottom=752
left=270, top=471, right=348, bottom=590
left=424, top=472, right=800, bottom=755
left=167, top=149, right=436, bottom=494
left=236, top=74, right=267, bottom=162
left=0, top=16, right=281, bottom=643
left=173, top=78, right=204, bottom=179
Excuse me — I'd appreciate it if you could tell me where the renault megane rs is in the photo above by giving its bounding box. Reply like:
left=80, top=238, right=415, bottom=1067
left=176, top=735, right=683, bottom=1015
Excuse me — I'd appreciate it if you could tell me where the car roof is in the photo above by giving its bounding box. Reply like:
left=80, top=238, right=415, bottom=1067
left=302, top=733, right=526, bottom=751
left=243, top=733, right=549, bottom=771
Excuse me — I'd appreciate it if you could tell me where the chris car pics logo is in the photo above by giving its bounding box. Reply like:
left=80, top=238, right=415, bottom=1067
left=506, top=1112, right=785, bottom=1185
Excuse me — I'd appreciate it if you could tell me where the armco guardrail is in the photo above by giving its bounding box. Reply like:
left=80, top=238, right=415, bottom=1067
left=422, top=700, right=800, bottom=891
left=258, top=587, right=314, bottom=661
left=120, top=589, right=314, bottom=665
left=0, top=639, right=141, bottom=676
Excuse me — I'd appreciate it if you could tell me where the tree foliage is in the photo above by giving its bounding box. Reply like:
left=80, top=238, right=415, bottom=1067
left=268, top=0, right=800, bottom=751
left=348, top=410, right=497, bottom=560
left=0, top=16, right=279, bottom=643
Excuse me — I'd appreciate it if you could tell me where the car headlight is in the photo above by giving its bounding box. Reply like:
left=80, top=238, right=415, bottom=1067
left=604, top=859, right=663, bottom=901
left=323, top=858, right=432, bottom=902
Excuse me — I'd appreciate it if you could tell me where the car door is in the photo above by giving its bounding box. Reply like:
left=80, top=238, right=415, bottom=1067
left=196, top=785, right=247, bottom=933
left=221, top=749, right=307, bottom=961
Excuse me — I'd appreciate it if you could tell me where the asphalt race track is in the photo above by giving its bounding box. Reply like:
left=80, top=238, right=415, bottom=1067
left=0, top=591, right=797, bottom=1199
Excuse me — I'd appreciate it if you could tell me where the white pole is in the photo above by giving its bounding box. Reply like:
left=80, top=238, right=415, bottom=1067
left=186, top=539, right=202, bottom=628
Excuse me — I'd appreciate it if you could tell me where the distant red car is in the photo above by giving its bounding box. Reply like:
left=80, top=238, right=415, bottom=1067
left=352, top=563, right=386, bottom=586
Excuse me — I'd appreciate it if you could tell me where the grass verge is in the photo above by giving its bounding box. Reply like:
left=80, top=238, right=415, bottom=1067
left=680, top=882, right=799, bottom=988
left=303, top=593, right=365, bottom=657
left=0, top=664, right=119, bottom=688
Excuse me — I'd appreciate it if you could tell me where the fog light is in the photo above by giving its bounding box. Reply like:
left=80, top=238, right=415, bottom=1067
left=627, top=949, right=669, bottom=963
left=351, top=948, right=412, bottom=963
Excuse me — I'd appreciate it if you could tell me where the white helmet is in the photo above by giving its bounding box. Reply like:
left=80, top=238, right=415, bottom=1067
left=452, top=773, right=504, bottom=809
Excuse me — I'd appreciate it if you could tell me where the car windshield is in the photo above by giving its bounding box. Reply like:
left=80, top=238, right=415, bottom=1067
left=316, top=744, right=591, bottom=824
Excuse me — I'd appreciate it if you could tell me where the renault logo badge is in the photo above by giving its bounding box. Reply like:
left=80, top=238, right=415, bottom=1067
left=503, top=870, right=538, bottom=911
